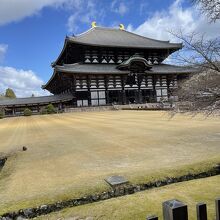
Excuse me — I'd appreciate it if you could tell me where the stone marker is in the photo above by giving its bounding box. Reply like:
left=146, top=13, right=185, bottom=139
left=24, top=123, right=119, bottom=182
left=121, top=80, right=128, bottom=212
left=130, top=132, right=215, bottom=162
left=163, top=199, right=188, bottom=220
left=105, top=176, right=128, bottom=187
left=146, top=215, right=158, bottom=220
left=196, top=203, right=207, bottom=220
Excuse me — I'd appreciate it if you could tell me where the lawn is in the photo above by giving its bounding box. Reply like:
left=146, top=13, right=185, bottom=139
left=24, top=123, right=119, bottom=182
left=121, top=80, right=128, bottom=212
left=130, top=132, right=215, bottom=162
left=36, top=175, right=220, bottom=220
left=0, top=111, right=219, bottom=214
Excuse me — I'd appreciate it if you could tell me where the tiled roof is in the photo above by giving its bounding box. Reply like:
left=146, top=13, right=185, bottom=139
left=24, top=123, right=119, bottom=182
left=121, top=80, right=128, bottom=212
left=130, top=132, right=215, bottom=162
left=68, top=27, right=182, bottom=49
left=0, top=94, right=74, bottom=107
left=55, top=63, right=198, bottom=74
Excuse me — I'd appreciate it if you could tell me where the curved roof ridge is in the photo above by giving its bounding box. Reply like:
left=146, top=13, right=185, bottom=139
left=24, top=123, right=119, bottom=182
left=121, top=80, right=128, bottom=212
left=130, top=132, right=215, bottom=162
left=63, top=62, right=81, bottom=67
left=73, top=27, right=95, bottom=38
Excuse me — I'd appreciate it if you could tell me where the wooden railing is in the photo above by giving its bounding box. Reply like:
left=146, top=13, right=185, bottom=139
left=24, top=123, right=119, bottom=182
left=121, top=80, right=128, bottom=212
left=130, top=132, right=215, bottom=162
left=146, top=198, right=220, bottom=220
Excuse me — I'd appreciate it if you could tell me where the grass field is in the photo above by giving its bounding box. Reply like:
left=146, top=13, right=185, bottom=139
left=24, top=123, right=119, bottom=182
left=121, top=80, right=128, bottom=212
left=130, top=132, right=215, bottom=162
left=0, top=111, right=219, bottom=214
left=36, top=175, right=220, bottom=220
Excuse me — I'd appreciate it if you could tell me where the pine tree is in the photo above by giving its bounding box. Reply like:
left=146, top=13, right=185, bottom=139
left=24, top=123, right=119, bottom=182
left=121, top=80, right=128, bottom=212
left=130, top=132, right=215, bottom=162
left=5, top=88, right=16, bottom=98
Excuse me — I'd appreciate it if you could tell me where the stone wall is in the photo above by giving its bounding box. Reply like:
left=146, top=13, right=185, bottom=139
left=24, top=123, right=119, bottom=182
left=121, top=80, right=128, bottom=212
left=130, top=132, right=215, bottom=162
left=0, top=165, right=219, bottom=220
left=64, top=106, right=115, bottom=113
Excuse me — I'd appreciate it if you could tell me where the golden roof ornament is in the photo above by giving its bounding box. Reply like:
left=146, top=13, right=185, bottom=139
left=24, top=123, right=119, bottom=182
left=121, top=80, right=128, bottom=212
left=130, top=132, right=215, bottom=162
left=119, top=24, right=125, bottom=30
left=91, top=21, right=97, bottom=28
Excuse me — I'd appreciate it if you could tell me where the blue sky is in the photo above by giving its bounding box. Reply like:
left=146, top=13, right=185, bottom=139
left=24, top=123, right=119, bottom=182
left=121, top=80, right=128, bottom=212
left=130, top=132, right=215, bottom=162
left=0, top=0, right=219, bottom=97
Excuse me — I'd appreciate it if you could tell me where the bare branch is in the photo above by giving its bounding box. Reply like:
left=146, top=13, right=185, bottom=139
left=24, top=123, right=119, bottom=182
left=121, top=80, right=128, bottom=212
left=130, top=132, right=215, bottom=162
left=192, top=0, right=220, bottom=22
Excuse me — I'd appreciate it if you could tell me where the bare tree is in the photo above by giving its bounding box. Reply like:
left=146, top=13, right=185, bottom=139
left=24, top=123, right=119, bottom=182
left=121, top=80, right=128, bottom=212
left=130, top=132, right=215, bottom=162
left=167, top=0, right=220, bottom=114
left=170, top=31, right=220, bottom=71
left=176, top=69, right=220, bottom=114
left=169, top=31, right=220, bottom=114
left=192, top=0, right=220, bottom=22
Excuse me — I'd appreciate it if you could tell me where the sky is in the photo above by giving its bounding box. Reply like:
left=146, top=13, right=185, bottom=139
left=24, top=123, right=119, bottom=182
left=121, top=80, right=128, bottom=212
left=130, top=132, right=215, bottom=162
left=0, top=0, right=220, bottom=97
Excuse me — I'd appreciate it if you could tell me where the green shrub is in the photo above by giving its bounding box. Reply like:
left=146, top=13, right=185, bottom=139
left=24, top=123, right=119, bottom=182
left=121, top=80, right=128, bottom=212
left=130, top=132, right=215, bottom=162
left=0, top=108, right=5, bottom=119
left=23, top=108, right=32, bottom=116
left=40, top=104, right=56, bottom=115
left=46, top=104, right=56, bottom=114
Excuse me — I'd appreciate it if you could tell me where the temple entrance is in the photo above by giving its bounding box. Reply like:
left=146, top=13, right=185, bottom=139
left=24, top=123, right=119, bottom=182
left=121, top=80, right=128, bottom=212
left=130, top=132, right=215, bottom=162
left=109, top=90, right=121, bottom=104
left=125, top=90, right=136, bottom=104
left=142, top=89, right=155, bottom=103
left=76, top=91, right=89, bottom=107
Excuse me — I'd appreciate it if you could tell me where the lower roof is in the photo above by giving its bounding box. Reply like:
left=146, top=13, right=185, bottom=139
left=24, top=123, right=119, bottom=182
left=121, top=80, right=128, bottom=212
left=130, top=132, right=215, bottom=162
left=55, top=63, right=198, bottom=74
left=43, top=63, right=199, bottom=90
left=0, top=94, right=74, bottom=107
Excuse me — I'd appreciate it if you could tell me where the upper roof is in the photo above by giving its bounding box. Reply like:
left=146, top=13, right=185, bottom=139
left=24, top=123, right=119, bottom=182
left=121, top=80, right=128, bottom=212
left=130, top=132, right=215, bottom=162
left=0, top=94, right=74, bottom=107
left=67, top=26, right=182, bottom=49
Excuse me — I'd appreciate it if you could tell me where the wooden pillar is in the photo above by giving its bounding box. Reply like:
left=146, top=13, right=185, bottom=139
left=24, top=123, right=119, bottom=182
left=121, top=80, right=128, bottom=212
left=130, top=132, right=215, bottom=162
left=216, top=198, right=220, bottom=220
left=87, top=75, right=91, bottom=106
left=105, top=75, right=109, bottom=105
left=121, top=75, right=126, bottom=105
left=152, top=75, right=157, bottom=102
left=12, top=107, right=15, bottom=116
left=134, top=90, right=139, bottom=104
left=196, top=203, right=207, bottom=220
left=163, top=199, right=188, bottom=220
left=59, top=102, right=63, bottom=112
left=72, top=75, right=77, bottom=107
left=137, top=74, right=143, bottom=104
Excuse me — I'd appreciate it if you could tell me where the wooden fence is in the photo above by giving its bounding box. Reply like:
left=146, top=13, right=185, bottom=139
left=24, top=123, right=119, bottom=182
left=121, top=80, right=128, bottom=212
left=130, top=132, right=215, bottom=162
left=146, top=198, right=220, bottom=220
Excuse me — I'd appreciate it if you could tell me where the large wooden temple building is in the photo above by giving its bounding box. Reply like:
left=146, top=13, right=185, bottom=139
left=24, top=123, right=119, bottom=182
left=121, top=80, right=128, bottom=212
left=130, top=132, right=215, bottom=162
left=42, top=24, right=197, bottom=107
left=0, top=23, right=197, bottom=115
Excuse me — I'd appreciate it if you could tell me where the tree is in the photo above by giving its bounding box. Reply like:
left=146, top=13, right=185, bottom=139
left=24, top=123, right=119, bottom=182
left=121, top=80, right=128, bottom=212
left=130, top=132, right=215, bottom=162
left=23, top=108, right=32, bottom=116
left=176, top=69, right=220, bottom=114
left=170, top=30, right=220, bottom=70
left=168, top=0, right=220, bottom=114
left=46, top=104, right=56, bottom=114
left=5, top=88, right=16, bottom=98
left=169, top=31, right=220, bottom=114
left=40, top=104, right=56, bottom=114
left=192, top=0, right=220, bottom=22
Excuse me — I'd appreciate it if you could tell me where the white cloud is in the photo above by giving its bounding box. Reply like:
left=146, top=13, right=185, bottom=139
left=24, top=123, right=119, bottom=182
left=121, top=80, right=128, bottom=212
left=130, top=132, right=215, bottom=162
left=0, top=44, right=8, bottom=62
left=0, top=66, right=49, bottom=97
left=127, top=0, right=220, bottom=42
left=66, top=0, right=105, bottom=33
left=0, top=0, right=70, bottom=26
left=67, top=13, right=79, bottom=33
left=111, top=0, right=128, bottom=16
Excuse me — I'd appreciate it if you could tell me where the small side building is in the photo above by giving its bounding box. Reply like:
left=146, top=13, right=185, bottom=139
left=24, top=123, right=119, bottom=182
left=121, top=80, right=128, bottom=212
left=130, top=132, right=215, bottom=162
left=0, top=94, right=74, bottom=116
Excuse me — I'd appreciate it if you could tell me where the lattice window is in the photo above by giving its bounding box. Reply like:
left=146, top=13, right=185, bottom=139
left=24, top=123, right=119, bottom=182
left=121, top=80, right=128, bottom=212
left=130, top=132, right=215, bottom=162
left=161, top=76, right=167, bottom=87
left=108, top=51, right=115, bottom=63
left=115, top=76, right=121, bottom=88
left=91, top=50, right=98, bottom=63
left=108, top=77, right=114, bottom=88
left=84, top=50, right=91, bottom=63
left=91, top=91, right=106, bottom=106
left=90, top=79, right=97, bottom=89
